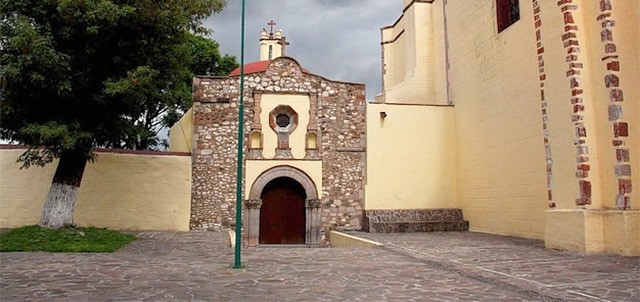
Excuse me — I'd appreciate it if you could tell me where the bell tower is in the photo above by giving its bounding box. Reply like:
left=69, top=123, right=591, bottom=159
left=260, top=20, right=289, bottom=61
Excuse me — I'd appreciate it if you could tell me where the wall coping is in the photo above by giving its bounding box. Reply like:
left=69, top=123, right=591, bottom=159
left=0, top=145, right=191, bottom=157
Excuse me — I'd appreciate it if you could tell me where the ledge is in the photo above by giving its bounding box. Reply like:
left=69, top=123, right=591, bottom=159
left=329, top=231, right=384, bottom=248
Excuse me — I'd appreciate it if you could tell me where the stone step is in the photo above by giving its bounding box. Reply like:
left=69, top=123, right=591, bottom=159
left=368, top=220, right=469, bottom=233
left=365, top=209, right=466, bottom=223
left=363, top=209, right=469, bottom=233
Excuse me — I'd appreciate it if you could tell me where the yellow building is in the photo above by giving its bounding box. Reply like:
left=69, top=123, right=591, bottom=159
left=368, top=0, right=638, bottom=255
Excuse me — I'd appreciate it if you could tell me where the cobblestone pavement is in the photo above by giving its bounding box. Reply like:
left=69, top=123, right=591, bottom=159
left=1, top=231, right=638, bottom=301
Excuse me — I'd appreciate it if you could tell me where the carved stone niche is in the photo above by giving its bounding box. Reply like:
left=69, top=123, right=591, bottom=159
left=304, top=131, right=319, bottom=159
left=247, top=130, right=264, bottom=159
left=269, top=105, right=298, bottom=159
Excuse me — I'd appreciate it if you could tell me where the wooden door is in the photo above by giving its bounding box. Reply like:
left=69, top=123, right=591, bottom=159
left=259, top=177, right=306, bottom=244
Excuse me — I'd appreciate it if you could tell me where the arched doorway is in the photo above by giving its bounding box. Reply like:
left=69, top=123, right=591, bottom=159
left=244, top=165, right=322, bottom=246
left=259, top=177, right=306, bottom=244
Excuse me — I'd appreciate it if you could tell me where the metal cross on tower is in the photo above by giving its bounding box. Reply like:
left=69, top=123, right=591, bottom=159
left=268, top=20, right=276, bottom=36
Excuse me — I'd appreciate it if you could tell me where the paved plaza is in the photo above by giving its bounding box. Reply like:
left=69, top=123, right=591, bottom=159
left=1, top=231, right=638, bottom=301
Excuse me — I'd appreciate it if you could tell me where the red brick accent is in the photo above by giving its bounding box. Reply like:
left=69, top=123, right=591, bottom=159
left=578, top=164, right=590, bottom=171
left=616, top=149, right=630, bottom=162
left=576, top=180, right=592, bottom=205
left=614, top=122, right=628, bottom=137
left=619, top=179, right=632, bottom=194
left=605, top=43, right=617, bottom=53
left=563, top=12, right=575, bottom=24
left=534, top=0, right=555, bottom=208
left=596, top=2, right=633, bottom=209
left=600, top=29, right=613, bottom=42
left=604, top=74, right=619, bottom=87
left=558, top=1, right=592, bottom=206
left=610, top=89, right=623, bottom=102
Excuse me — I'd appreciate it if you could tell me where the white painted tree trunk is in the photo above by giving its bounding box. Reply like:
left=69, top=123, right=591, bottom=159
left=37, top=149, right=88, bottom=229
left=39, top=182, right=79, bottom=229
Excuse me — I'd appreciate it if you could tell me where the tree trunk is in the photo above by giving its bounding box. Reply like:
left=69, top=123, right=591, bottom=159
left=39, top=150, right=88, bottom=229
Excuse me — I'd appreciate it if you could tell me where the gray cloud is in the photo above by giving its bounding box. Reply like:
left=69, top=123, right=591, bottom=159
left=202, top=1, right=401, bottom=100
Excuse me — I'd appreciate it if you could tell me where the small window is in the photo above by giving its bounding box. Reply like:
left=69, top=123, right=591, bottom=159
left=497, top=0, right=520, bottom=33
left=276, top=114, right=290, bottom=128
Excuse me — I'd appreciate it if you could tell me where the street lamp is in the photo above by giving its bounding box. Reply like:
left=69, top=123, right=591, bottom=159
left=233, top=0, right=246, bottom=269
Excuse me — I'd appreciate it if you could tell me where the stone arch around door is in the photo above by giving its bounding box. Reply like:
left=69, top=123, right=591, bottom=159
left=244, top=166, right=322, bottom=246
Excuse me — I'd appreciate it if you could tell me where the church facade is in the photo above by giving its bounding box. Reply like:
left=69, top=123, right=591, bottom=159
left=171, top=28, right=366, bottom=245
left=170, top=0, right=638, bottom=255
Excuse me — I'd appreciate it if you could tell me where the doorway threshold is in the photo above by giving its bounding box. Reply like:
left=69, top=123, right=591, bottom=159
left=257, top=244, right=321, bottom=248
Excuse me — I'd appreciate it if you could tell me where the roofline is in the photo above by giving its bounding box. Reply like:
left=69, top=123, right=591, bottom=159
left=195, top=56, right=366, bottom=87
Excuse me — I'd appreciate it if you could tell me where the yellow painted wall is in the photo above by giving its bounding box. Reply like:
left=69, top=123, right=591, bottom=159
left=0, top=149, right=56, bottom=227
left=542, top=0, right=640, bottom=256
left=539, top=0, right=608, bottom=209
left=603, top=210, right=640, bottom=256
left=446, top=0, right=548, bottom=239
left=545, top=210, right=604, bottom=253
left=580, top=0, right=639, bottom=210
left=260, top=94, right=310, bottom=159
left=381, top=1, right=448, bottom=105
left=365, top=103, right=457, bottom=209
left=245, top=160, right=322, bottom=196
left=546, top=209, right=640, bottom=256
left=614, top=0, right=639, bottom=211
left=169, top=107, right=193, bottom=153
left=533, top=0, right=639, bottom=211
left=0, top=148, right=191, bottom=231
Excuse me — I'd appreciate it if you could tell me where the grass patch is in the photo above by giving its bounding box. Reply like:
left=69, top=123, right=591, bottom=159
left=0, top=225, right=136, bottom=253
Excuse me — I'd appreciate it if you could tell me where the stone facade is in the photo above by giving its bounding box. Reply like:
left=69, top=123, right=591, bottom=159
left=190, top=57, right=366, bottom=245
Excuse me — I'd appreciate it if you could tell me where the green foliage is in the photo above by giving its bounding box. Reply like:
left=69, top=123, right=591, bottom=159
left=186, top=34, right=239, bottom=76
left=0, top=0, right=233, bottom=159
left=216, top=54, right=240, bottom=76
left=0, top=225, right=136, bottom=253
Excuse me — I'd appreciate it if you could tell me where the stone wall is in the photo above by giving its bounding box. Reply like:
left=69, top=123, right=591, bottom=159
left=191, top=57, right=366, bottom=242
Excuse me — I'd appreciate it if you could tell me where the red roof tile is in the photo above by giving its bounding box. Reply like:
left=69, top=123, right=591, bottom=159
left=228, top=61, right=271, bottom=76
left=228, top=59, right=310, bottom=77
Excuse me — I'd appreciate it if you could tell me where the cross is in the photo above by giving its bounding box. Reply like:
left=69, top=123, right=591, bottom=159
left=278, top=36, right=290, bottom=56
left=268, top=20, right=276, bottom=36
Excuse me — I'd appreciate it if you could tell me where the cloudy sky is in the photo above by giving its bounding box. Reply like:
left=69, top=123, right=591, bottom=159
left=202, top=1, right=403, bottom=100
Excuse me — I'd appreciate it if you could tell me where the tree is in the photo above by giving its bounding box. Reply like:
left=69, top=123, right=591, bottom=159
left=0, top=0, right=228, bottom=229
left=105, top=33, right=239, bottom=150
left=186, top=33, right=239, bottom=77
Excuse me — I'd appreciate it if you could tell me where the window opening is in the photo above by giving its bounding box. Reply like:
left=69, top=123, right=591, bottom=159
left=276, top=114, right=290, bottom=128
left=497, top=0, right=520, bottom=32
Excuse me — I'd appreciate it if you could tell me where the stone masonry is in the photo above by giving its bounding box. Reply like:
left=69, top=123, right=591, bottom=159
left=190, top=57, right=366, bottom=245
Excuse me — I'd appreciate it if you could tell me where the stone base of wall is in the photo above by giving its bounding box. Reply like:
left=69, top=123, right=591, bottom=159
left=363, top=209, right=469, bottom=233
